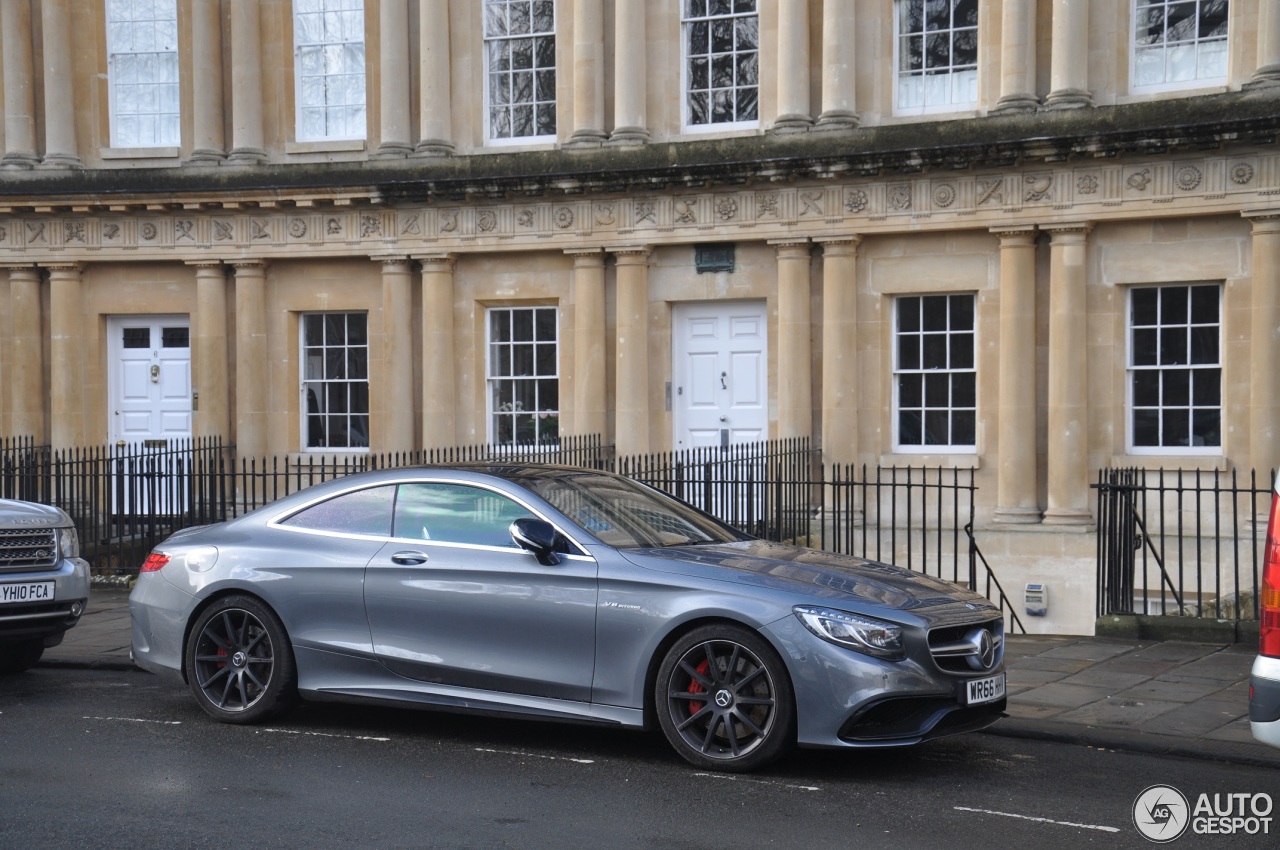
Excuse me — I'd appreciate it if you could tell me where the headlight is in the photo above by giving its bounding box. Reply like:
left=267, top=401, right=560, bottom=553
left=793, top=605, right=905, bottom=661
left=57, top=526, right=80, bottom=559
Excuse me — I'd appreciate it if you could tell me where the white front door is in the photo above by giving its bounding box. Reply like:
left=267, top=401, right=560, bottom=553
left=108, top=316, right=192, bottom=447
left=671, top=301, right=768, bottom=449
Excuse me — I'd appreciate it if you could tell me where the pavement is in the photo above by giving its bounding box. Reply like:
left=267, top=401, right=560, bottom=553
left=39, top=584, right=1280, bottom=769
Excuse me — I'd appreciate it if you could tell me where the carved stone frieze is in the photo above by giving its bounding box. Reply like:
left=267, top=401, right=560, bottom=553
left=0, top=153, right=1275, bottom=261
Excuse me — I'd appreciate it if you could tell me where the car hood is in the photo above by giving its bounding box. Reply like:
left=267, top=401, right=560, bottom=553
left=621, top=539, right=994, bottom=612
left=0, top=498, right=70, bottom=528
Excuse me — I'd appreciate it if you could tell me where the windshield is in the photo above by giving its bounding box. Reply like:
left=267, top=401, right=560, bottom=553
left=520, top=472, right=747, bottom=548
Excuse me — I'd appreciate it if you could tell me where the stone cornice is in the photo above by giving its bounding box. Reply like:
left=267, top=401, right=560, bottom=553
left=0, top=90, right=1276, bottom=208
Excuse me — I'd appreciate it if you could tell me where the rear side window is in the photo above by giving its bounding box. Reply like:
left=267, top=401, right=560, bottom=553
left=279, top=485, right=395, bottom=536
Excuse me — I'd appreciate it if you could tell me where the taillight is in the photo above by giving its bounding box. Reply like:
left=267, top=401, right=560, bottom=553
left=140, top=552, right=170, bottom=573
left=1260, top=492, right=1280, bottom=658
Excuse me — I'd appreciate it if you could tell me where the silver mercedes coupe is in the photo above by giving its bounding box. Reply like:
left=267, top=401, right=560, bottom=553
left=130, top=464, right=1006, bottom=772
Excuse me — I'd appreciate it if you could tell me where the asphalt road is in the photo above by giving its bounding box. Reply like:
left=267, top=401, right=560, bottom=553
left=1, top=667, right=1276, bottom=850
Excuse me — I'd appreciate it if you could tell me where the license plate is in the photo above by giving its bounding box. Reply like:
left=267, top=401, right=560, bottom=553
left=963, top=672, right=1005, bottom=705
left=0, top=581, right=55, bottom=604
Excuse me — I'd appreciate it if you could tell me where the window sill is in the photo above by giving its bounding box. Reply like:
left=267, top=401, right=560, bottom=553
left=1110, top=454, right=1228, bottom=473
left=100, top=146, right=181, bottom=161
left=1119, top=83, right=1229, bottom=103
left=285, top=139, right=367, bottom=155
left=879, top=452, right=979, bottom=470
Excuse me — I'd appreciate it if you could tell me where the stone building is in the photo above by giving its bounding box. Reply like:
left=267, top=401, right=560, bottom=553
left=1, top=0, right=1279, bottom=632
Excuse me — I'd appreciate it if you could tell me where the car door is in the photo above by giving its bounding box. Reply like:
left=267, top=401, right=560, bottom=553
left=364, top=481, right=599, bottom=702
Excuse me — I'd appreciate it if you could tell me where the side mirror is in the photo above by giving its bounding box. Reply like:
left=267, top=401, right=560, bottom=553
left=510, top=517, right=561, bottom=566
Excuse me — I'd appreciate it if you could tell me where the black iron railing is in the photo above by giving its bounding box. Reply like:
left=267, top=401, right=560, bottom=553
left=1094, top=467, right=1269, bottom=622
left=1, top=435, right=1027, bottom=628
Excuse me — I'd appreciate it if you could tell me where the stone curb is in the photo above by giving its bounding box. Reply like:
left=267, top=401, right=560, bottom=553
left=982, top=716, right=1280, bottom=770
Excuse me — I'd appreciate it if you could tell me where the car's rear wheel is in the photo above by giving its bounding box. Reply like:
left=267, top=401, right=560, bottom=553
left=655, top=624, right=795, bottom=772
left=185, top=595, right=296, bottom=723
left=0, top=639, right=44, bottom=674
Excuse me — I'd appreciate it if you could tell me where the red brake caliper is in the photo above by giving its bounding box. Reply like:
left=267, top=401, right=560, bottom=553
left=687, top=659, right=710, bottom=715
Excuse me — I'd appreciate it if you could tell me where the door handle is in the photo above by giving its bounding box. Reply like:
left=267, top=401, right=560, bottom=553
left=720, top=371, right=727, bottom=390
left=391, top=551, right=429, bottom=565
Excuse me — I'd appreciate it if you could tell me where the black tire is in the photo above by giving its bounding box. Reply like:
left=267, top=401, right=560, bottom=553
left=655, top=624, right=795, bottom=772
left=185, top=595, right=297, bottom=724
left=0, top=639, right=44, bottom=674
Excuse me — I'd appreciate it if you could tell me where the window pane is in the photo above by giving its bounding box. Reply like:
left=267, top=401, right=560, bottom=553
left=488, top=306, right=561, bottom=446
left=1127, top=283, right=1222, bottom=452
left=294, top=0, right=366, bottom=140
left=893, top=292, right=976, bottom=449
left=281, top=486, right=393, bottom=536
left=684, top=0, right=758, bottom=127
left=300, top=311, right=370, bottom=450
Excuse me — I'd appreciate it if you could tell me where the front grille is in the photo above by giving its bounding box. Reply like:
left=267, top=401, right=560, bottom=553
left=928, top=617, right=1004, bottom=674
left=0, top=527, right=59, bottom=573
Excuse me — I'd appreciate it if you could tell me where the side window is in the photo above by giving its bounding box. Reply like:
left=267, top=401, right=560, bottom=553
left=279, top=485, right=394, bottom=536
left=682, top=0, right=759, bottom=129
left=894, top=0, right=978, bottom=115
left=294, top=0, right=367, bottom=141
left=1132, top=0, right=1229, bottom=92
left=484, top=0, right=557, bottom=142
left=894, top=294, right=976, bottom=451
left=106, top=0, right=180, bottom=147
left=1128, top=284, right=1222, bottom=452
left=393, top=483, right=531, bottom=548
left=302, top=312, right=369, bottom=450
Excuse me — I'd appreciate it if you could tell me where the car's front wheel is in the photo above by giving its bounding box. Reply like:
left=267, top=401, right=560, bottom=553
left=185, top=595, right=296, bottom=723
left=655, top=624, right=795, bottom=772
left=0, top=639, right=44, bottom=674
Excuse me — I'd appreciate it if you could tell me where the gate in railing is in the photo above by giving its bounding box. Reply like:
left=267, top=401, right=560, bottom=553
left=1094, top=467, right=1268, bottom=621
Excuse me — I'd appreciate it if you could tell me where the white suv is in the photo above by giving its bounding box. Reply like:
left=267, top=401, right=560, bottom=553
left=1251, top=476, right=1280, bottom=747
left=0, top=498, right=90, bottom=673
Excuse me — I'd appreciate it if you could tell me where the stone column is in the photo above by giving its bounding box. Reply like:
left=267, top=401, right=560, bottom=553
left=1045, top=0, right=1092, bottom=109
left=39, top=0, right=80, bottom=168
left=5, top=266, right=44, bottom=439
left=1248, top=212, right=1280, bottom=479
left=773, top=240, right=813, bottom=440
left=612, top=247, right=651, bottom=457
left=375, top=0, right=413, bottom=157
left=381, top=257, right=415, bottom=452
left=993, top=0, right=1039, bottom=113
left=189, top=0, right=226, bottom=164
left=233, top=261, right=268, bottom=458
left=816, top=0, right=858, bottom=129
left=190, top=262, right=230, bottom=440
left=1250, top=0, right=1280, bottom=88
left=1, top=0, right=38, bottom=168
left=817, top=237, right=861, bottom=467
left=609, top=0, right=649, bottom=143
left=47, top=263, right=83, bottom=448
left=1043, top=224, right=1092, bottom=525
left=992, top=227, right=1040, bottom=524
left=419, top=254, right=456, bottom=447
left=569, top=249, right=606, bottom=437
left=774, top=0, right=812, bottom=133
left=415, top=0, right=454, bottom=156
left=228, top=0, right=267, bottom=163
left=569, top=0, right=606, bottom=145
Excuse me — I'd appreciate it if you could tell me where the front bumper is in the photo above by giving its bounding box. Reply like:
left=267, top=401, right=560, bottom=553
left=1250, top=654, right=1280, bottom=749
left=764, top=614, right=1005, bottom=749
left=0, top=556, right=90, bottom=645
